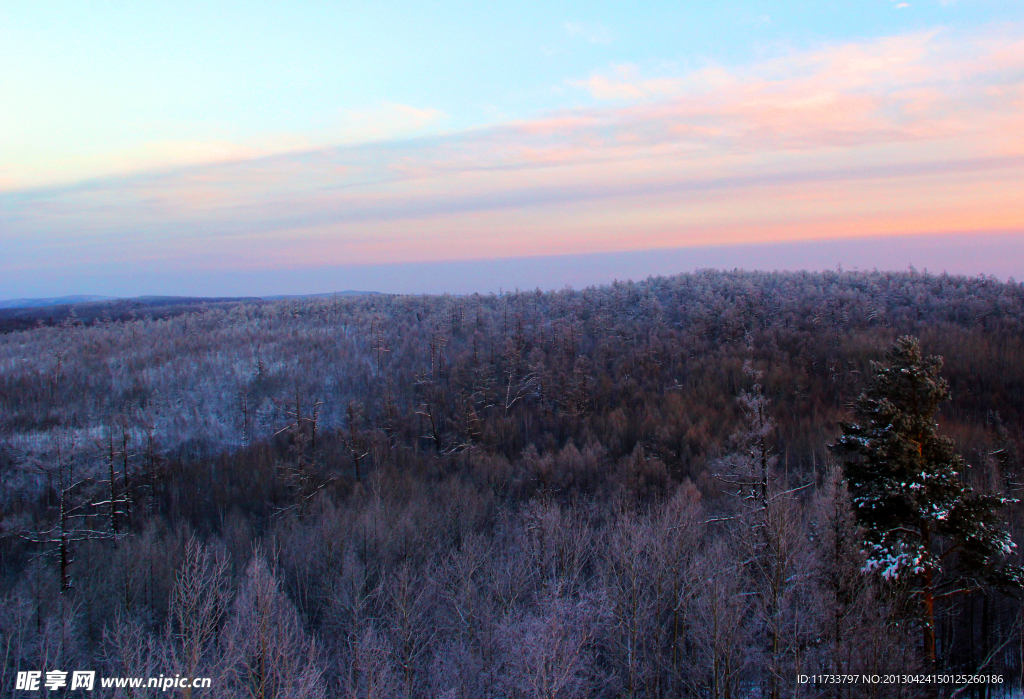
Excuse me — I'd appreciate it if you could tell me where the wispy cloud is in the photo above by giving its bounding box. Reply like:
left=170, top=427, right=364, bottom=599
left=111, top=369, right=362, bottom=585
left=0, top=102, right=447, bottom=191
left=332, top=102, right=448, bottom=144
left=564, top=22, right=615, bottom=44
left=3, top=26, right=1023, bottom=289
left=568, top=64, right=685, bottom=100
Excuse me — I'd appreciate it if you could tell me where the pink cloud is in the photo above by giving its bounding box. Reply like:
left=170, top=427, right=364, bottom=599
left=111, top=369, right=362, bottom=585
left=569, top=64, right=684, bottom=100
left=558, top=28, right=1023, bottom=158
left=557, top=30, right=1024, bottom=159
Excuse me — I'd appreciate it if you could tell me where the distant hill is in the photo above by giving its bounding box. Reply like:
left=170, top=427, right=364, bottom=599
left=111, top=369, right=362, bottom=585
left=0, top=295, right=261, bottom=333
left=260, top=291, right=384, bottom=300
left=0, top=295, right=117, bottom=309
left=0, top=291, right=383, bottom=333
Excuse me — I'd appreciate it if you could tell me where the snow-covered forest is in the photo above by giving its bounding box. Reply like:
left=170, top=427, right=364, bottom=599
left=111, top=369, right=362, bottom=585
left=2, top=269, right=1023, bottom=698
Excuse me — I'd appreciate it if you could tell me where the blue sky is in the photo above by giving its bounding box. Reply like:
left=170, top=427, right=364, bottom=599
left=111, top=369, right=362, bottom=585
left=2, top=1, right=1023, bottom=297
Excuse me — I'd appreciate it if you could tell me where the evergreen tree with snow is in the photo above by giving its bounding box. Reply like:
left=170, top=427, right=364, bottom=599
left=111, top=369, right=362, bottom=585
left=832, top=336, right=1021, bottom=665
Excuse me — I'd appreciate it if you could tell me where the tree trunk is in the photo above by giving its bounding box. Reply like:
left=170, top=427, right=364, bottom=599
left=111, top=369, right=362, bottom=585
left=922, top=523, right=936, bottom=667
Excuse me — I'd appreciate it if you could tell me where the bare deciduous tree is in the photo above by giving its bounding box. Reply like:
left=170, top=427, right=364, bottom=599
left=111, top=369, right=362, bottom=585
left=222, top=551, right=327, bottom=699
left=163, top=538, right=232, bottom=698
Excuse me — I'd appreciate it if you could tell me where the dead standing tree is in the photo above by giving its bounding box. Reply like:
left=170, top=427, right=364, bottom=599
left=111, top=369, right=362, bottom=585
left=274, top=388, right=327, bottom=516
left=343, top=401, right=371, bottom=482
left=134, top=410, right=164, bottom=518
left=414, top=372, right=445, bottom=455
left=18, top=432, right=113, bottom=593
left=94, top=416, right=133, bottom=541
left=370, top=317, right=390, bottom=378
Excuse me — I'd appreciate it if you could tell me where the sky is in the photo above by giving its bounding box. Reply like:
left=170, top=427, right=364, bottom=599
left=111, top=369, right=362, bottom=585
left=2, top=1, right=1023, bottom=298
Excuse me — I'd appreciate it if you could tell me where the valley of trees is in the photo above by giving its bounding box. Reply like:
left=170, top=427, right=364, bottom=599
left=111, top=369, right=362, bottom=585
left=1, top=268, right=1023, bottom=698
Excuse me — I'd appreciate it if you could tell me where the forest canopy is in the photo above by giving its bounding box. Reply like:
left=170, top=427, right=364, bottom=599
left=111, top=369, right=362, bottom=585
left=1, top=269, right=1022, bottom=698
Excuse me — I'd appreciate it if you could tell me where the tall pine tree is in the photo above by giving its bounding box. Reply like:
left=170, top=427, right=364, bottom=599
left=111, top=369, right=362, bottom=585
left=832, top=336, right=1021, bottom=664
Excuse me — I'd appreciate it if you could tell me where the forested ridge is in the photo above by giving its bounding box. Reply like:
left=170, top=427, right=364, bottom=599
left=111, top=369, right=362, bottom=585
left=2, top=269, right=1023, bottom=698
